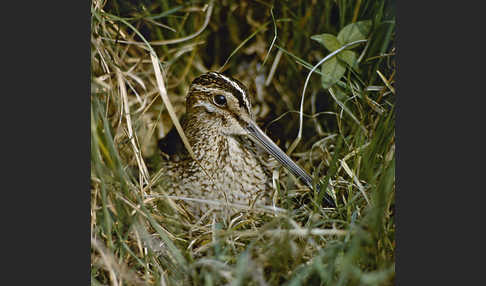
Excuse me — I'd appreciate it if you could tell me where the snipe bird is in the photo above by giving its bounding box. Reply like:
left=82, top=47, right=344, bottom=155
left=159, top=71, right=334, bottom=218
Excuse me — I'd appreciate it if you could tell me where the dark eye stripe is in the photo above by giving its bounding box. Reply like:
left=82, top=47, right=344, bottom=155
left=227, top=86, right=247, bottom=110
left=220, top=76, right=251, bottom=114
left=232, top=82, right=251, bottom=114
left=191, top=72, right=252, bottom=114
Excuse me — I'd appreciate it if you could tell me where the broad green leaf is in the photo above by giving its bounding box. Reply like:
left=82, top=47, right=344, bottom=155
left=337, top=20, right=372, bottom=45
left=338, top=50, right=357, bottom=68
left=311, top=33, right=342, bottom=52
left=321, top=56, right=346, bottom=89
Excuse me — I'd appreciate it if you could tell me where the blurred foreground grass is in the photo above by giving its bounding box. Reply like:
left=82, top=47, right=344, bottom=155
left=91, top=0, right=395, bottom=285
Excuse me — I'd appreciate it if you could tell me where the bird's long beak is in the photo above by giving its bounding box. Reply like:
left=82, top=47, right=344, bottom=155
left=246, top=121, right=335, bottom=207
left=247, top=121, right=314, bottom=189
left=247, top=120, right=335, bottom=207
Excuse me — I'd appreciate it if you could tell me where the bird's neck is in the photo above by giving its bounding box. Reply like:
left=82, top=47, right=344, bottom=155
left=182, top=112, right=234, bottom=171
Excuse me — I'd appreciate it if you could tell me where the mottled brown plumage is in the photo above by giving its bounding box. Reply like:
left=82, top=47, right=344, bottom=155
left=160, top=72, right=332, bottom=218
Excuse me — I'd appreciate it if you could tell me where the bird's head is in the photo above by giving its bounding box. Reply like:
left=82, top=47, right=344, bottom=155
left=186, top=71, right=254, bottom=136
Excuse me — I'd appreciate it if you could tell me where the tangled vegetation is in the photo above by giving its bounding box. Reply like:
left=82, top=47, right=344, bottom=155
left=91, top=0, right=395, bottom=285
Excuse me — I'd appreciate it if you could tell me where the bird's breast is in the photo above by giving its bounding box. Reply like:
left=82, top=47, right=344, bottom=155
left=161, top=128, right=274, bottom=218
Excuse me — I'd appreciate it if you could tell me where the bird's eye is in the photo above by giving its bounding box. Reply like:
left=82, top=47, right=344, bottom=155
left=213, top=94, right=227, bottom=106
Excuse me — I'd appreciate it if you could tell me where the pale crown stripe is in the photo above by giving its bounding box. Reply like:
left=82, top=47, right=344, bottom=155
left=191, top=84, right=234, bottom=97
left=210, top=72, right=251, bottom=114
